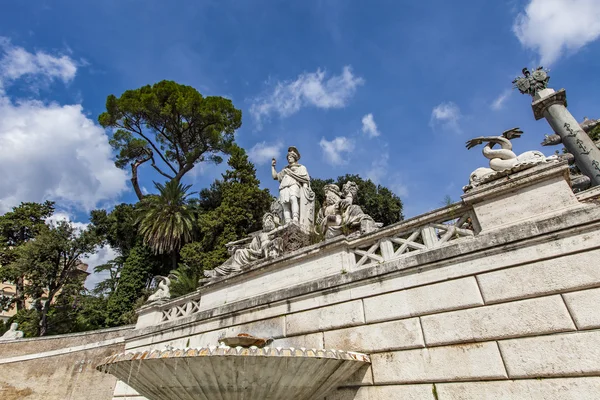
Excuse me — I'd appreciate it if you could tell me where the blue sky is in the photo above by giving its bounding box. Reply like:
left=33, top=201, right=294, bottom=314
left=1, top=0, right=600, bottom=283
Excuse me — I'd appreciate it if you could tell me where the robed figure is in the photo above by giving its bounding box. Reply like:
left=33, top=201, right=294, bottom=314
left=271, top=146, right=315, bottom=229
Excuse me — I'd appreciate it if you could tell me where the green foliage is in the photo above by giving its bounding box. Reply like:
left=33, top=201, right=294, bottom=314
left=169, top=265, right=202, bottom=298
left=105, top=245, right=158, bottom=326
left=90, top=203, right=138, bottom=258
left=98, top=80, right=242, bottom=199
left=10, top=220, right=100, bottom=336
left=588, top=124, right=600, bottom=142
left=137, top=180, right=195, bottom=270
left=180, top=145, right=273, bottom=274
left=0, top=201, right=55, bottom=312
left=312, top=174, right=404, bottom=226
left=7, top=309, right=39, bottom=338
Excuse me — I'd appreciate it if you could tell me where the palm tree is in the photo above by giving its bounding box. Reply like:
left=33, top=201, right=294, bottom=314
left=137, top=180, right=195, bottom=269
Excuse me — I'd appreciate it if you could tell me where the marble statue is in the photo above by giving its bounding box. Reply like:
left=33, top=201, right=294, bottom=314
left=464, top=127, right=556, bottom=191
left=0, top=322, right=24, bottom=341
left=147, top=276, right=171, bottom=302
left=513, top=67, right=550, bottom=97
left=204, top=213, right=284, bottom=279
left=271, top=146, right=315, bottom=228
left=316, top=181, right=381, bottom=239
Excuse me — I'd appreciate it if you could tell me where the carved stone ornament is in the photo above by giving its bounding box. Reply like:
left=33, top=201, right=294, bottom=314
left=463, top=127, right=557, bottom=192
left=146, top=276, right=171, bottom=303
left=513, top=67, right=550, bottom=97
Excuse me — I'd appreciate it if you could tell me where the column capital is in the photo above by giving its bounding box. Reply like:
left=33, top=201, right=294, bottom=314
left=532, top=88, right=567, bottom=120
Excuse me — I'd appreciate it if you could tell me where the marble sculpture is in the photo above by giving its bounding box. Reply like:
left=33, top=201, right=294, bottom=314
left=0, top=322, right=24, bottom=341
left=464, top=127, right=556, bottom=191
left=147, top=276, right=171, bottom=302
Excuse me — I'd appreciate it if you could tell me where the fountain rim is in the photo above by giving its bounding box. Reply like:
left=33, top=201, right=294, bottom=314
left=96, top=346, right=371, bottom=370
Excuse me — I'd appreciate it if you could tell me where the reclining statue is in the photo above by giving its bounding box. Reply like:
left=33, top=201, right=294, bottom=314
left=316, top=181, right=381, bottom=239
left=204, top=213, right=284, bottom=279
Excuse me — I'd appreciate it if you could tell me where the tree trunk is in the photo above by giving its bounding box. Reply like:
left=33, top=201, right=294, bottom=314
left=15, top=276, right=25, bottom=311
left=38, top=292, right=55, bottom=337
left=131, top=158, right=149, bottom=201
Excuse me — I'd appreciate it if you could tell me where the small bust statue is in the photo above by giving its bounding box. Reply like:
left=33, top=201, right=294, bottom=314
left=0, top=322, right=24, bottom=341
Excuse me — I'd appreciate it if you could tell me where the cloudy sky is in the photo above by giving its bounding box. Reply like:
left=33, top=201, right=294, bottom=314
left=1, top=0, right=600, bottom=287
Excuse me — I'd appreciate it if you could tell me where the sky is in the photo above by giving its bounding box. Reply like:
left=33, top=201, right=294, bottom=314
left=1, top=0, right=600, bottom=288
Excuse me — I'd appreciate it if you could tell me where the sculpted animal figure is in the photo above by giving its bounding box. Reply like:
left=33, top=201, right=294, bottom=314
left=466, top=128, right=552, bottom=188
left=147, top=276, right=171, bottom=302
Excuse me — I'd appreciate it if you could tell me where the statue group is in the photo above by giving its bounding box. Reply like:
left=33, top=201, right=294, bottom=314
left=201, top=146, right=380, bottom=281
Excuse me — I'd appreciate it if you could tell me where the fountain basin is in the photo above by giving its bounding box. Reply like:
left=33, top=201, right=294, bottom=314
left=97, top=346, right=370, bottom=400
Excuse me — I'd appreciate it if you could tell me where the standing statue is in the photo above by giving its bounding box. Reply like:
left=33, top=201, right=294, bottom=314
left=203, top=213, right=284, bottom=279
left=0, top=323, right=24, bottom=341
left=316, top=182, right=381, bottom=239
left=271, top=146, right=315, bottom=228
left=147, top=276, right=171, bottom=303
left=512, top=67, right=550, bottom=97
left=464, top=127, right=556, bottom=191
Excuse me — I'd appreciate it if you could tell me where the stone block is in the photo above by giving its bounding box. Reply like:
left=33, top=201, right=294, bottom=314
left=371, top=343, right=507, bottom=384
left=477, top=250, right=600, bottom=303
left=563, top=288, right=600, bottom=329
left=270, top=332, right=324, bottom=349
left=326, top=384, right=435, bottom=400
left=436, top=377, right=600, bottom=400
left=285, top=300, right=365, bottom=336
left=324, top=318, right=424, bottom=353
left=499, top=331, right=600, bottom=378
left=363, top=277, right=483, bottom=323
left=421, top=295, right=575, bottom=346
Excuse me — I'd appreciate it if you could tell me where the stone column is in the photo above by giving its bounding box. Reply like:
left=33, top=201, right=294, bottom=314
left=532, top=88, right=600, bottom=186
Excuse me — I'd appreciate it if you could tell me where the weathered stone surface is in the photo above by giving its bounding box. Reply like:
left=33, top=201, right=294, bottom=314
left=477, top=249, right=600, bottom=303
left=271, top=332, right=324, bottom=349
left=363, top=277, right=483, bottom=323
left=563, top=288, right=600, bottom=329
left=436, top=377, right=600, bottom=400
left=421, top=295, right=575, bottom=345
left=499, top=331, right=600, bottom=378
left=324, top=318, right=424, bottom=353
left=286, top=300, right=365, bottom=336
left=371, top=343, right=507, bottom=384
left=326, top=384, right=435, bottom=400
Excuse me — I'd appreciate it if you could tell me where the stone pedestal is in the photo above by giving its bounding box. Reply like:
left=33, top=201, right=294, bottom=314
left=532, top=88, right=600, bottom=186
left=462, top=161, right=579, bottom=231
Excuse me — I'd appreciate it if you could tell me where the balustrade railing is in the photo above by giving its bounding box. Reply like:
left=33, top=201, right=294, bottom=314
left=348, top=203, right=476, bottom=268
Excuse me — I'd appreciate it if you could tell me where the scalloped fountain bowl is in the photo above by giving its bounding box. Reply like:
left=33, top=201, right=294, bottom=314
left=96, top=346, right=371, bottom=400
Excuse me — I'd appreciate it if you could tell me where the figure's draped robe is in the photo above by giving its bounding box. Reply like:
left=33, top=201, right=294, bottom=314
left=277, top=164, right=315, bottom=229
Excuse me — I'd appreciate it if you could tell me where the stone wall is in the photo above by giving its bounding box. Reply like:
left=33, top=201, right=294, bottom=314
left=0, top=326, right=132, bottom=400
left=117, top=163, right=600, bottom=399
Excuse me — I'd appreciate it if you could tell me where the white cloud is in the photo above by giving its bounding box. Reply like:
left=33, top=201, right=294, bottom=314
left=0, top=37, right=77, bottom=92
left=247, top=141, right=283, bottom=165
left=0, top=40, right=128, bottom=214
left=83, top=245, right=119, bottom=290
left=250, top=66, right=364, bottom=127
left=361, top=113, right=380, bottom=138
left=46, top=211, right=89, bottom=232
left=491, top=89, right=512, bottom=110
left=430, top=101, right=462, bottom=133
left=319, top=136, right=355, bottom=165
left=365, top=152, right=408, bottom=197
left=513, top=0, right=600, bottom=65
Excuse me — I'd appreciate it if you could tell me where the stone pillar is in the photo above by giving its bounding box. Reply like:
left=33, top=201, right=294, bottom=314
left=532, top=88, right=600, bottom=186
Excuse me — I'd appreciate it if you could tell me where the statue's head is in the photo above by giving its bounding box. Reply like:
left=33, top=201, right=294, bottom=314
left=342, top=181, right=359, bottom=197
left=262, top=213, right=277, bottom=231
left=522, top=67, right=530, bottom=77
left=324, top=184, right=342, bottom=205
left=287, top=146, right=300, bottom=164
left=9, top=322, right=18, bottom=331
